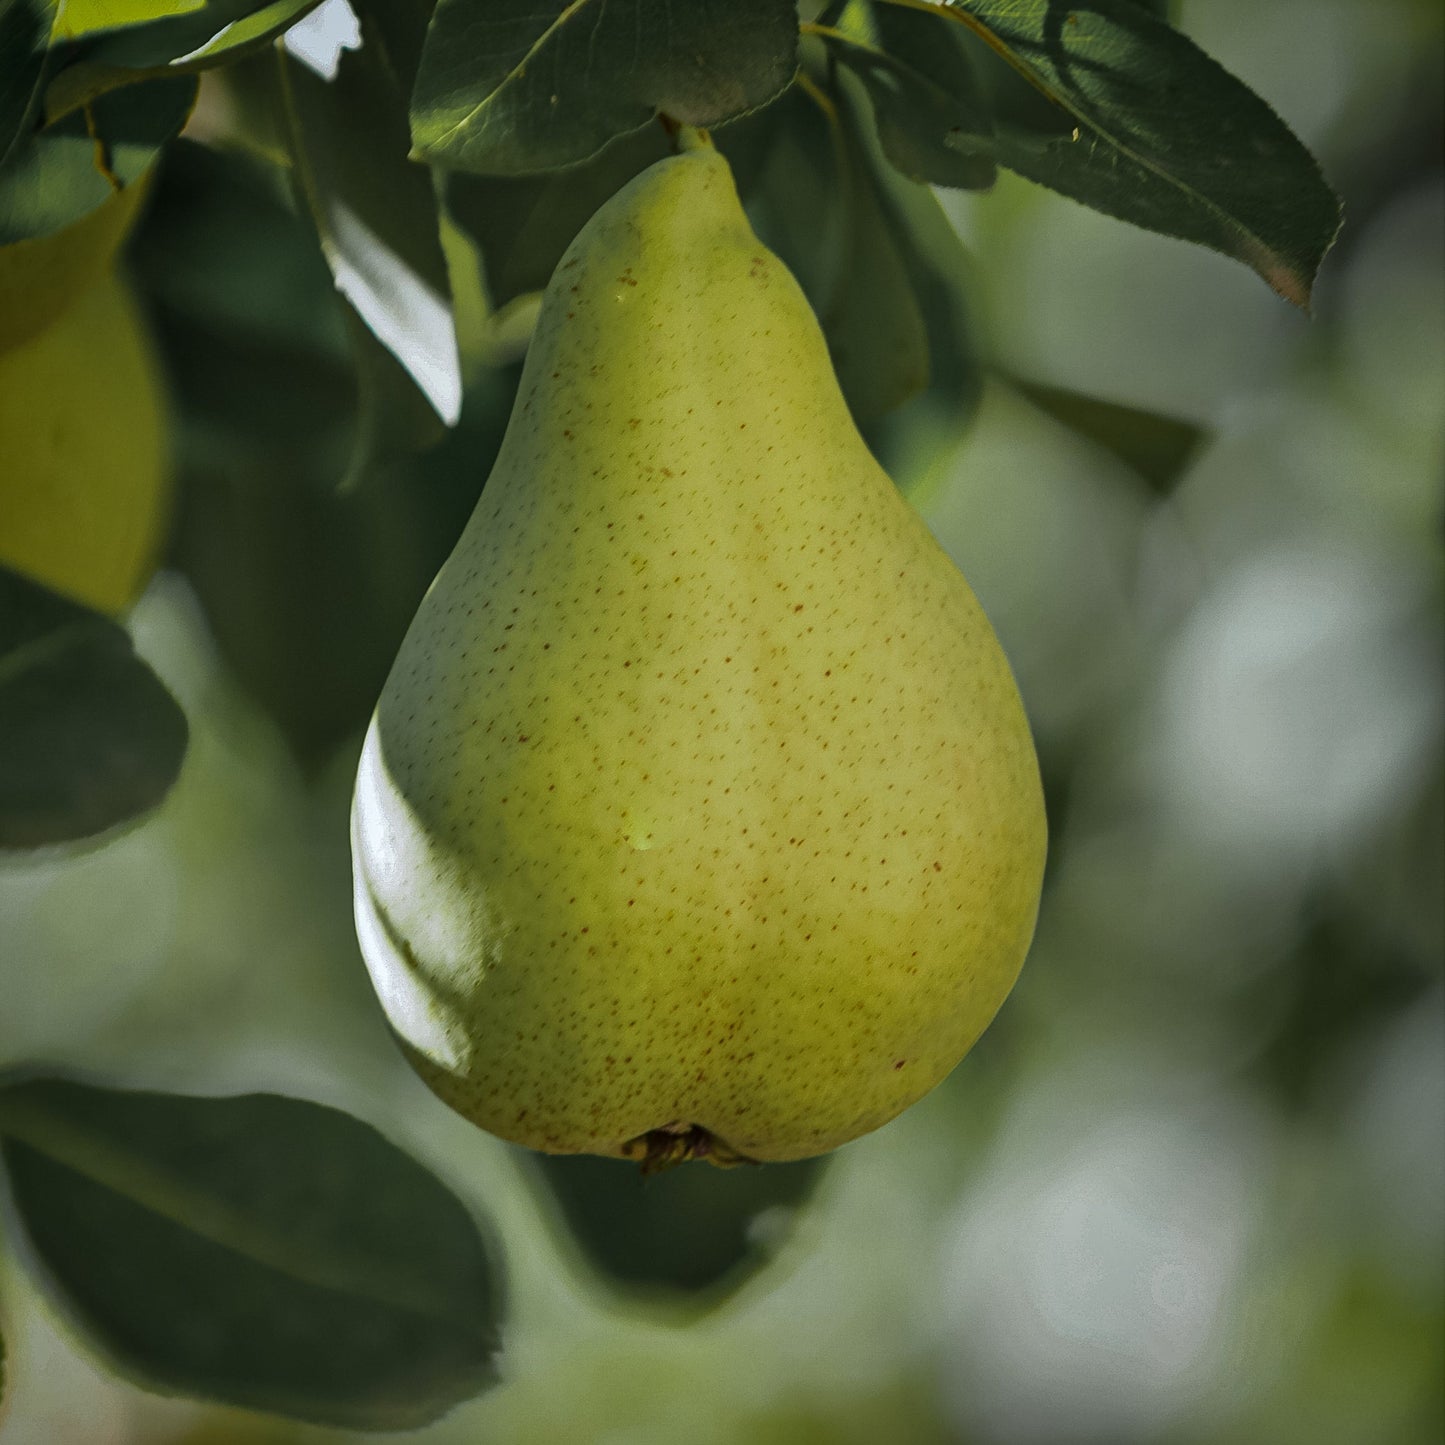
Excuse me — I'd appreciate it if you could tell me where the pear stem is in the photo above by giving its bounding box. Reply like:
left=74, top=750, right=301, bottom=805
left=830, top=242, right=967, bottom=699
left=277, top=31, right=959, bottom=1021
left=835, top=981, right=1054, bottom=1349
left=658, top=115, right=715, bottom=154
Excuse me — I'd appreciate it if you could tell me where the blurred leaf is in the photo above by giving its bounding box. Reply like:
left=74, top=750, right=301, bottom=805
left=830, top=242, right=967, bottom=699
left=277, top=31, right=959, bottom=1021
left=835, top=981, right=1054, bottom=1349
left=0, top=0, right=52, bottom=169
left=160, top=369, right=520, bottom=763
left=0, top=567, right=187, bottom=850
left=856, top=155, right=984, bottom=475
left=42, top=0, right=322, bottom=117
left=944, top=0, right=1342, bottom=305
left=127, top=139, right=513, bottom=762
left=1252, top=898, right=1438, bottom=1110
left=0, top=71, right=194, bottom=243
left=351, top=0, right=432, bottom=94
left=821, top=84, right=931, bottom=422
left=835, top=61, right=985, bottom=444
left=445, top=122, right=671, bottom=312
left=337, top=301, right=449, bottom=482
left=0, top=1078, right=503, bottom=1429
left=811, top=0, right=996, bottom=189
left=410, top=0, right=799, bottom=174
left=274, top=39, right=458, bottom=451
left=530, top=1150, right=825, bottom=1302
left=130, top=137, right=344, bottom=352
left=1010, top=377, right=1206, bottom=493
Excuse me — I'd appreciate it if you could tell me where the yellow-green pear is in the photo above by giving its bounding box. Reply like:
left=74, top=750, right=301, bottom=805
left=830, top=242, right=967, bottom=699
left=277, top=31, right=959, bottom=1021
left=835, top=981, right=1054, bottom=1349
left=0, top=175, right=151, bottom=354
left=0, top=267, right=171, bottom=614
left=351, top=141, right=1046, bottom=1165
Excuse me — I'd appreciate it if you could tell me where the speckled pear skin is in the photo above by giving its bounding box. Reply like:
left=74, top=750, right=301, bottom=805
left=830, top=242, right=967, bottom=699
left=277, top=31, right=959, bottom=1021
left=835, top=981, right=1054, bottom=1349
left=351, top=146, right=1046, bottom=1164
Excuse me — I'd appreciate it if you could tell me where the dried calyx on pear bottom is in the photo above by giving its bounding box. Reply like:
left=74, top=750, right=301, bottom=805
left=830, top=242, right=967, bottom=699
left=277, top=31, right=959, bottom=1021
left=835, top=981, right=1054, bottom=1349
left=350, top=135, right=1046, bottom=1167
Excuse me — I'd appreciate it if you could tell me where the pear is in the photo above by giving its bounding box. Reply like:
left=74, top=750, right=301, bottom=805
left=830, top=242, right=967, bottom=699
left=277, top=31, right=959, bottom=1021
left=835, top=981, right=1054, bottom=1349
left=0, top=268, right=171, bottom=614
left=351, top=142, right=1045, bottom=1165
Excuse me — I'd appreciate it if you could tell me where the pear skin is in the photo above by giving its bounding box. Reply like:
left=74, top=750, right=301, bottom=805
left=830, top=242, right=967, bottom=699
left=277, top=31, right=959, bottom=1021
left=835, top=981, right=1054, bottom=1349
left=352, top=145, right=1046, bottom=1165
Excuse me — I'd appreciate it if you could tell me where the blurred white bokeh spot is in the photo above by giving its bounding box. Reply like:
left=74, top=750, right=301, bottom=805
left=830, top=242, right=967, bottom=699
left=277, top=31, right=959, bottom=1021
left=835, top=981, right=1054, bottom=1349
left=934, top=1066, right=1270, bottom=1444
left=919, top=380, right=1148, bottom=749
left=1149, top=534, right=1442, bottom=859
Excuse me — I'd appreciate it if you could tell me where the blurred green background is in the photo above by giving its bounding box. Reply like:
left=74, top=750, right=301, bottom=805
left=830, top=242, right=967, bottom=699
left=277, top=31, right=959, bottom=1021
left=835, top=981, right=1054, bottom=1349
left=1, top=1, right=1441, bottom=1442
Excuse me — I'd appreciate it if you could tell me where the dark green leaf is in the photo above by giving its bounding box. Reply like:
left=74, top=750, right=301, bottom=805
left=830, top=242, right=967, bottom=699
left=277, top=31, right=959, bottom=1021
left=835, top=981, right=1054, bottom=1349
left=273, top=40, right=459, bottom=463
left=41, top=0, right=323, bottom=118
left=858, top=148, right=984, bottom=474
left=128, top=140, right=514, bottom=763
left=530, top=1150, right=825, bottom=1303
left=1010, top=376, right=1206, bottom=493
left=129, top=137, right=346, bottom=356
left=1123, top=0, right=1174, bottom=19
left=162, top=451, right=471, bottom=765
left=337, top=300, right=450, bottom=485
left=807, top=66, right=982, bottom=470
left=738, top=77, right=980, bottom=441
left=350, top=0, right=433, bottom=95
left=731, top=83, right=927, bottom=424
left=445, top=123, right=671, bottom=311
left=945, top=0, right=1341, bottom=305
left=0, top=1078, right=503, bottom=1430
left=812, top=0, right=996, bottom=188
left=0, top=568, right=187, bottom=850
left=0, top=0, right=53, bottom=170
left=823, top=90, right=931, bottom=422
left=0, top=72, right=194, bottom=244
left=410, top=0, right=799, bottom=174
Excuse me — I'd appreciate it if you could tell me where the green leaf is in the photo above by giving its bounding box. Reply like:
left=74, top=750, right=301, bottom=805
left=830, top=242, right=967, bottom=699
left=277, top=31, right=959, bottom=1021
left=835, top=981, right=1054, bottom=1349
left=410, top=0, right=800, bottom=174
left=445, top=123, right=671, bottom=311
left=53, top=0, right=205, bottom=43
left=789, top=63, right=981, bottom=473
left=273, top=39, right=460, bottom=444
left=0, top=567, right=187, bottom=850
left=932, top=0, right=1342, bottom=305
left=822, top=87, right=932, bottom=422
left=0, top=0, right=54, bottom=170
left=127, top=139, right=514, bottom=763
left=530, top=1151, right=825, bottom=1303
left=162, top=423, right=507, bottom=764
left=0, top=1078, right=503, bottom=1429
left=128, top=136, right=348, bottom=358
left=1124, top=0, right=1174, bottom=19
left=41, top=0, right=323, bottom=118
left=1009, top=376, right=1206, bottom=493
left=847, top=85, right=985, bottom=477
left=0, top=72, right=195, bottom=243
left=350, top=0, right=433, bottom=95
left=811, top=0, right=996, bottom=189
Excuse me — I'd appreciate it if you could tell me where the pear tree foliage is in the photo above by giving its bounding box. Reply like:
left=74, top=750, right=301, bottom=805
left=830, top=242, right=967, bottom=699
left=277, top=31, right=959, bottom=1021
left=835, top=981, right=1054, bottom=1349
left=0, top=0, right=1341, bottom=1430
